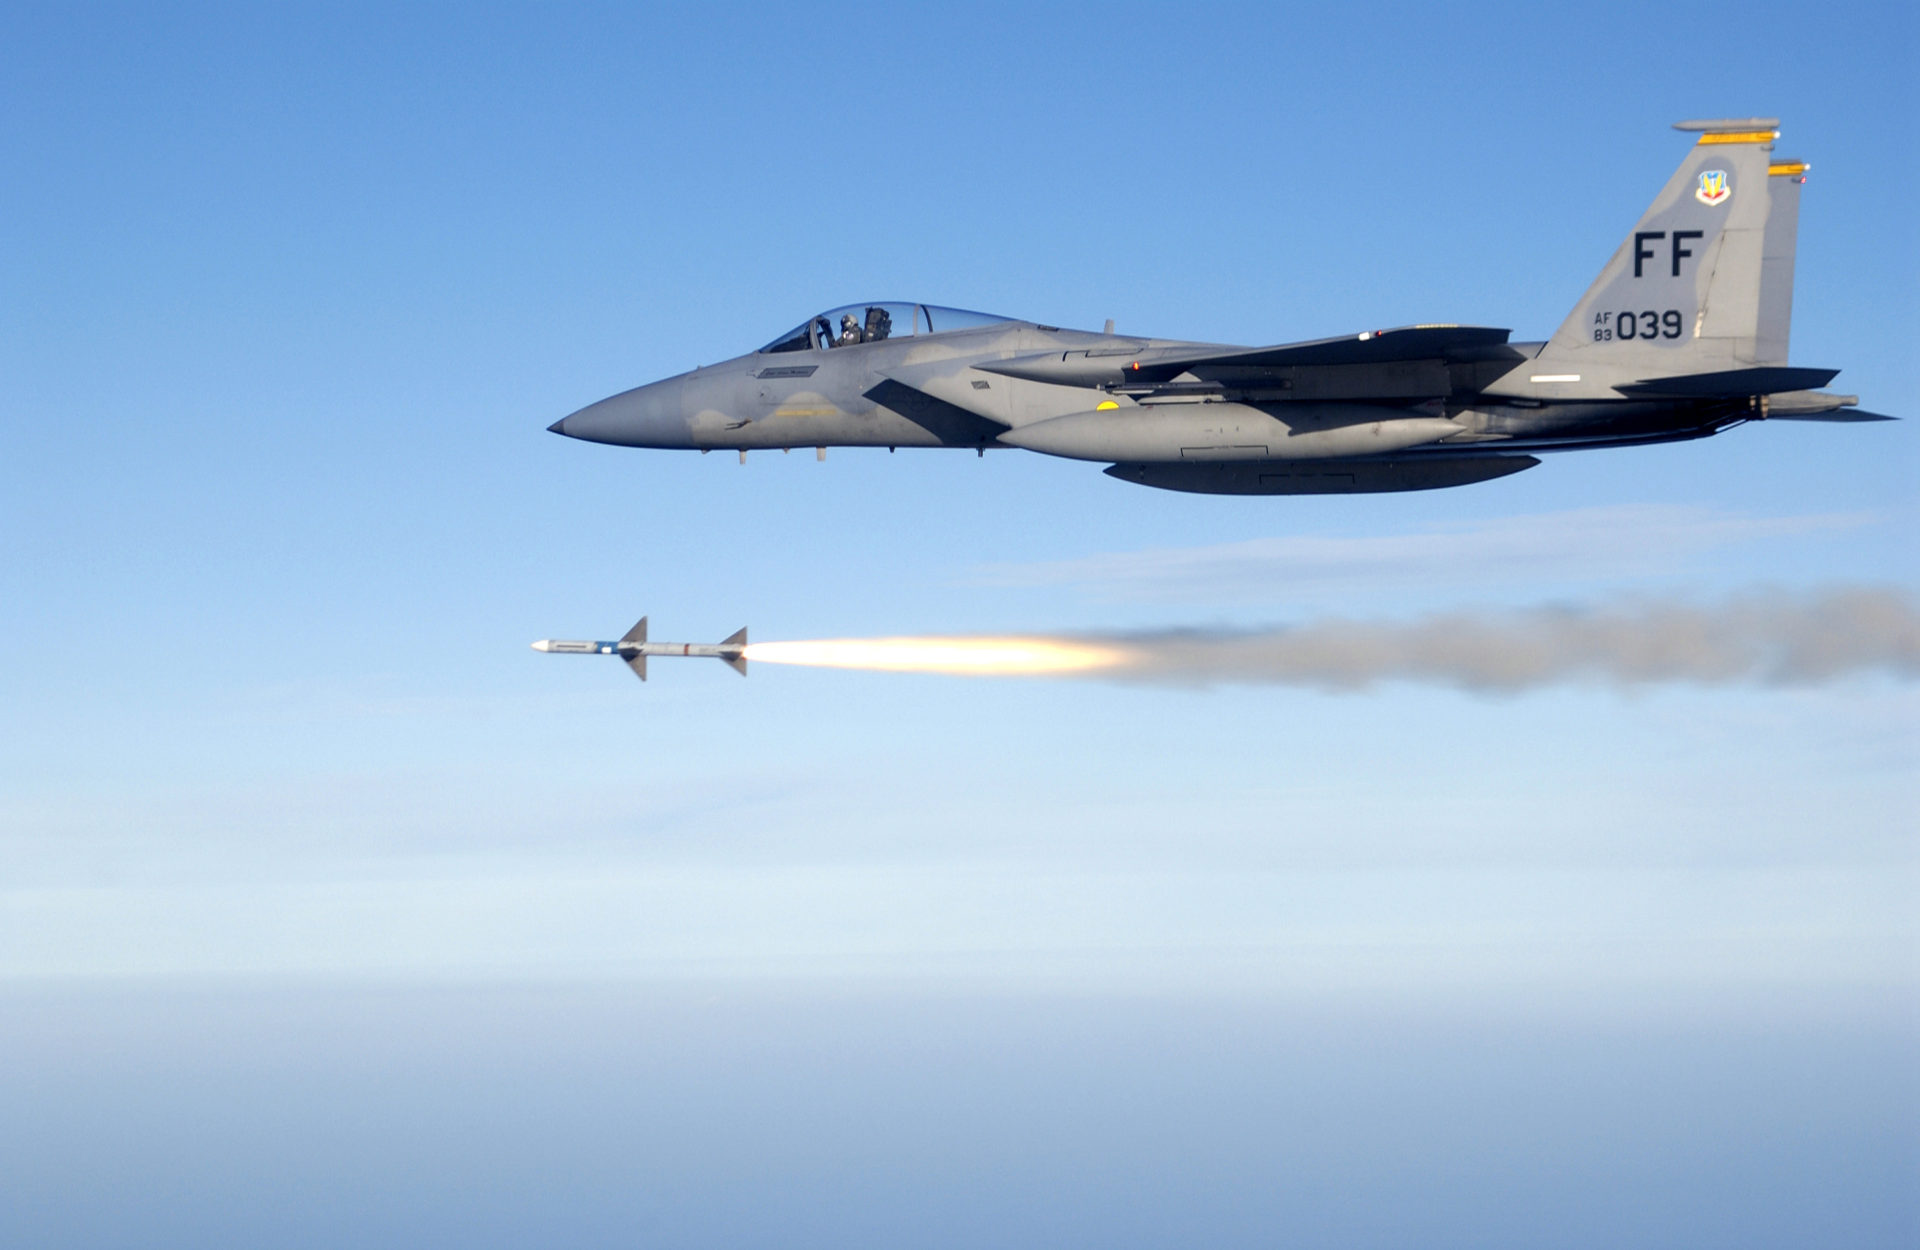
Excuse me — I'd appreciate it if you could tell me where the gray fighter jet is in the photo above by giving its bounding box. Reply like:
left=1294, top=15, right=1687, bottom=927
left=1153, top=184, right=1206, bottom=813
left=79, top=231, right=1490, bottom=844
left=550, top=120, right=1892, bottom=495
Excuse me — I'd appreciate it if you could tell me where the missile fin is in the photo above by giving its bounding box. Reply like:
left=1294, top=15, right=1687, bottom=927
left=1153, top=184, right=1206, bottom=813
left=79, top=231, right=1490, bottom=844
left=721, top=627, right=748, bottom=676
left=625, top=653, right=647, bottom=681
left=620, top=616, right=648, bottom=645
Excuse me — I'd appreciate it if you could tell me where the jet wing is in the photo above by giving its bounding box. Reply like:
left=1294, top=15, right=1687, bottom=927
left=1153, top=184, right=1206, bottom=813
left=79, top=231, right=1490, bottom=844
left=1154, top=324, right=1516, bottom=375
left=978, top=324, right=1523, bottom=400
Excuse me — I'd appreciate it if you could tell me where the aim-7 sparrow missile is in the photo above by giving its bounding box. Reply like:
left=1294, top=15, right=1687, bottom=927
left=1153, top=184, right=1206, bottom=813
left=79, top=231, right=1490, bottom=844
left=531, top=616, right=746, bottom=681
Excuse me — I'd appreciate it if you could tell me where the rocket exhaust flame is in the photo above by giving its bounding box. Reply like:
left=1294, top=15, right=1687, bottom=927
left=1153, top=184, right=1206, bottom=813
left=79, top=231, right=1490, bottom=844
left=539, top=589, right=1920, bottom=690
left=742, top=637, right=1129, bottom=676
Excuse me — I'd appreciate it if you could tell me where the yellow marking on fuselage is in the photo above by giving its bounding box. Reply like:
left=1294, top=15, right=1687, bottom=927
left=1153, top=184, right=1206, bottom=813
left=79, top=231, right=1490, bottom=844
left=772, top=407, right=839, bottom=418
left=1096, top=400, right=1120, bottom=410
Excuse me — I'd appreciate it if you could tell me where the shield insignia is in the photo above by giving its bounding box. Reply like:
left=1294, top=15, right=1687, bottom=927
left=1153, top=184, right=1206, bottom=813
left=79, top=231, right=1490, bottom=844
left=1695, top=169, right=1731, bottom=206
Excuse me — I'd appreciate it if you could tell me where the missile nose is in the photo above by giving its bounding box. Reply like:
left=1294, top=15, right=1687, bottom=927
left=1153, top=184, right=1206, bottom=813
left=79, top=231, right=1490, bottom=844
left=547, top=418, right=570, bottom=436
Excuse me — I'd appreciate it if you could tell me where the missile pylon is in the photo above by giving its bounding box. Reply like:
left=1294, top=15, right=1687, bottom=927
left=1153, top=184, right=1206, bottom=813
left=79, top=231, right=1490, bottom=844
left=531, top=617, right=747, bottom=681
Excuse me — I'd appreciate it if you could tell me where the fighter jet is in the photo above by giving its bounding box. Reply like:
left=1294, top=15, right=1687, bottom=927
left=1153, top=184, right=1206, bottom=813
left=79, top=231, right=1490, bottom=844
left=549, top=119, right=1893, bottom=495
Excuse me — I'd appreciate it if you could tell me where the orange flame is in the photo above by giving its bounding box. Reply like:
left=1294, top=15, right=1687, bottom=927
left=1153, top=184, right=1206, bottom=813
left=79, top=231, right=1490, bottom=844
left=743, top=636, right=1131, bottom=677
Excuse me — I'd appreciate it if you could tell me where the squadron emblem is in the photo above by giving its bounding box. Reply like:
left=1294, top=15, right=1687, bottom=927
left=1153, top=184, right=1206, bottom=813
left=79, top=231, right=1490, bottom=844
left=1695, top=169, right=1731, bottom=206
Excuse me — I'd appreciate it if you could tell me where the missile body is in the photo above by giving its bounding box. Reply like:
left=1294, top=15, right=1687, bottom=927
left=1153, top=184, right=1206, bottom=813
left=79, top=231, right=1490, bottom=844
left=531, top=617, right=746, bottom=680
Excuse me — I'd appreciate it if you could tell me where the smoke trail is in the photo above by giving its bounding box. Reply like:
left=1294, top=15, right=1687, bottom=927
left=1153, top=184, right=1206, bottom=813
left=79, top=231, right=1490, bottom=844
left=745, top=588, right=1920, bottom=691
left=1098, top=588, right=1920, bottom=691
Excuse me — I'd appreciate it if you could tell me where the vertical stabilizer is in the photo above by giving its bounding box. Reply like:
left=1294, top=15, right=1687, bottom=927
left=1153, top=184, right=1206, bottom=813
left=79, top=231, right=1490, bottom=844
left=1487, top=120, right=1792, bottom=397
left=1755, top=157, right=1807, bottom=364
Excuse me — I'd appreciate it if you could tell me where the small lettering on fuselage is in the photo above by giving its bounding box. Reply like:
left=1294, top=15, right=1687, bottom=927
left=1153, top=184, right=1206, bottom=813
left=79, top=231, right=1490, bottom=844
left=756, top=366, right=819, bottom=379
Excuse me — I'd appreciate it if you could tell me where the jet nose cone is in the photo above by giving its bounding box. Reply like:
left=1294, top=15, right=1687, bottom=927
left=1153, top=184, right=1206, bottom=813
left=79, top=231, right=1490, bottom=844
left=549, top=379, right=693, bottom=448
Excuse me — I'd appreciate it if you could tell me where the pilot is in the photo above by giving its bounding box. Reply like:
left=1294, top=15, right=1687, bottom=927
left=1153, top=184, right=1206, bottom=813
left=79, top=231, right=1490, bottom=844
left=838, top=313, right=863, bottom=346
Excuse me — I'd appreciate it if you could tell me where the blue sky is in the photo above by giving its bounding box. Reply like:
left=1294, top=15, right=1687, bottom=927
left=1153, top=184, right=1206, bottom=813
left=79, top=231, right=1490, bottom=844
left=2, top=3, right=1915, bottom=1246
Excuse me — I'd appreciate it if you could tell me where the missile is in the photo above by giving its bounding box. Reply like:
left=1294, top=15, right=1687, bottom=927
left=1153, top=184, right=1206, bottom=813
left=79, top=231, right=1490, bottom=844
left=531, top=616, right=746, bottom=681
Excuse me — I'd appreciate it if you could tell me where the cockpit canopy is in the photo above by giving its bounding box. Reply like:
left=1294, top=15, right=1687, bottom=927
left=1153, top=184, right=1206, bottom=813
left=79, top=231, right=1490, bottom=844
left=760, top=303, right=1015, bottom=353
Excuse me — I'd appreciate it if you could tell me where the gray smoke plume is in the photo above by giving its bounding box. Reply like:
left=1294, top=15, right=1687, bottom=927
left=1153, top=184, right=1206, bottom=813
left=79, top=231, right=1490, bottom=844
left=1093, top=587, right=1920, bottom=691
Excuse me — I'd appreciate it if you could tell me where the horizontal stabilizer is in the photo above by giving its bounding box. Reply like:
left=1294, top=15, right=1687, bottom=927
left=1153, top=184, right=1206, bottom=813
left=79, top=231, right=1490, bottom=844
left=1764, top=408, right=1898, bottom=423
left=1615, top=366, right=1839, bottom=397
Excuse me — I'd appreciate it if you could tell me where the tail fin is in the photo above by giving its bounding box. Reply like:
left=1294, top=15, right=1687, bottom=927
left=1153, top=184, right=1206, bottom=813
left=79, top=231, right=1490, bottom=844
left=1487, top=119, right=1802, bottom=398
left=720, top=627, right=748, bottom=677
left=620, top=616, right=648, bottom=682
left=1756, top=155, right=1807, bottom=364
